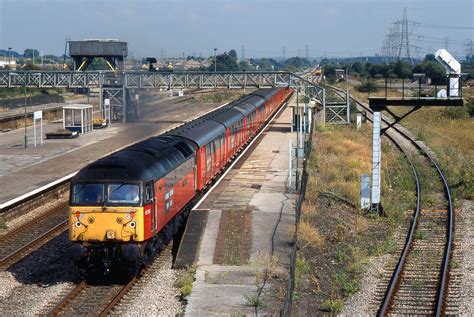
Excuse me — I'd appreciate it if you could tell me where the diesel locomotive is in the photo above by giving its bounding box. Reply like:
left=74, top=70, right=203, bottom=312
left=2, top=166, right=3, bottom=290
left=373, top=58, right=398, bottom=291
left=68, top=87, right=292, bottom=277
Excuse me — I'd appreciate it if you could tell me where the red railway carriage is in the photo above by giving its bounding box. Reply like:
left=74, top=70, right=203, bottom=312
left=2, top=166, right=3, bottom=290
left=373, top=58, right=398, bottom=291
left=167, top=118, right=227, bottom=190
left=201, top=108, right=245, bottom=160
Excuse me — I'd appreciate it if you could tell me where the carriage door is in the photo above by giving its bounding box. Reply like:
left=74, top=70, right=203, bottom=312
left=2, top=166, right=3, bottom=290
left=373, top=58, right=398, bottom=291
left=144, top=181, right=156, bottom=232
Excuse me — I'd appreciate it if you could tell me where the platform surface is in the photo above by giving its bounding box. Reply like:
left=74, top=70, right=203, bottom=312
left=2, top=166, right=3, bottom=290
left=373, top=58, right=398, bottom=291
left=185, top=104, right=299, bottom=316
left=0, top=92, right=220, bottom=205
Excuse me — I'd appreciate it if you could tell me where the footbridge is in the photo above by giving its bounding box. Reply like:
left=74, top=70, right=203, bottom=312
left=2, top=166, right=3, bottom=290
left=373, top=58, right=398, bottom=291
left=0, top=70, right=333, bottom=123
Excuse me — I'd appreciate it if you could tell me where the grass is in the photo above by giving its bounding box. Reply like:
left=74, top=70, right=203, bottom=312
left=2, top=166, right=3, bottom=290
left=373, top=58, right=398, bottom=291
left=297, top=220, right=324, bottom=251
left=244, top=293, right=265, bottom=309
left=321, top=298, right=344, bottom=313
left=415, top=231, right=428, bottom=240
left=306, top=124, right=373, bottom=207
left=250, top=251, right=280, bottom=285
left=174, top=265, right=196, bottom=299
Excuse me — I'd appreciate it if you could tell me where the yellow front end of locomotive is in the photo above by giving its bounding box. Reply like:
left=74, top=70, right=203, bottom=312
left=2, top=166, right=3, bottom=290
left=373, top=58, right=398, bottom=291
left=69, top=206, right=144, bottom=242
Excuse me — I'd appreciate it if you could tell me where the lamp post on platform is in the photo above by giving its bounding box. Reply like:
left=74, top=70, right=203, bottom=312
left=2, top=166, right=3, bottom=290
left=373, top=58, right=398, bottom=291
left=213, top=48, right=217, bottom=73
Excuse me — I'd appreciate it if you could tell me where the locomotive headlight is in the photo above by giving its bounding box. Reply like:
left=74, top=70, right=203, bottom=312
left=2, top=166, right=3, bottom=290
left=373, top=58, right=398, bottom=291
left=75, top=221, right=81, bottom=228
left=129, top=221, right=136, bottom=228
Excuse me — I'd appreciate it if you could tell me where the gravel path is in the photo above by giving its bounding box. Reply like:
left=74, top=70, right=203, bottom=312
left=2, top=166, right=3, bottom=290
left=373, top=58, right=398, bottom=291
left=0, top=232, right=76, bottom=315
left=113, top=247, right=183, bottom=316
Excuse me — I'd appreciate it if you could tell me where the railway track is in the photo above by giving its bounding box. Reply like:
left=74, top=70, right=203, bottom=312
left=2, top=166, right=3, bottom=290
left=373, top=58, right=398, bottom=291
left=330, top=86, right=455, bottom=316
left=0, top=204, right=68, bottom=270
left=44, top=245, right=172, bottom=316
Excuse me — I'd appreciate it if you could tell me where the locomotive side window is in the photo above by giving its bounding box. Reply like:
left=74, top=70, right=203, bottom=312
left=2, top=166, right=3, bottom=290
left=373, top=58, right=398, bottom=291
left=144, top=183, right=153, bottom=203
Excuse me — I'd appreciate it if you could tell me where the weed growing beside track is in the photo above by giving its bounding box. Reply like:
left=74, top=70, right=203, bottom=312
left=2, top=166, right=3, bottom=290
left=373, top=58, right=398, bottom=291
left=294, top=123, right=414, bottom=314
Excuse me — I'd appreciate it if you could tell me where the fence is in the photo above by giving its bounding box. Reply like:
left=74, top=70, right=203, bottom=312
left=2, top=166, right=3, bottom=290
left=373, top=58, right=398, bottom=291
left=281, top=103, right=315, bottom=316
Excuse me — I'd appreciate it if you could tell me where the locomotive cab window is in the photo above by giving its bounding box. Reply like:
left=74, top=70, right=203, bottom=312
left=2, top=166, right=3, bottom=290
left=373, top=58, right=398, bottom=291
left=108, top=184, right=141, bottom=205
left=71, top=183, right=104, bottom=205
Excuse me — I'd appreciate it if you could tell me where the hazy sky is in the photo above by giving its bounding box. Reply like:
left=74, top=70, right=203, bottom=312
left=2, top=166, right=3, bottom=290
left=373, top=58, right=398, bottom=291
left=0, top=0, right=472, bottom=59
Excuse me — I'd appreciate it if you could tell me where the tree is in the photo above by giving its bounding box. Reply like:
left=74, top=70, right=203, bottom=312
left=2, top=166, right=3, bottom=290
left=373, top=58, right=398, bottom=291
left=393, top=60, right=413, bottom=78
left=413, top=60, right=445, bottom=85
left=209, top=51, right=239, bottom=71
left=228, top=50, right=238, bottom=61
left=23, top=48, right=40, bottom=59
left=424, top=54, right=436, bottom=62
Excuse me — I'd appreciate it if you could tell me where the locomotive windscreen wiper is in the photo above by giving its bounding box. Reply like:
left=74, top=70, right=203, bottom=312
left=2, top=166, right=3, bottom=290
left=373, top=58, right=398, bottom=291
left=110, top=182, right=127, bottom=194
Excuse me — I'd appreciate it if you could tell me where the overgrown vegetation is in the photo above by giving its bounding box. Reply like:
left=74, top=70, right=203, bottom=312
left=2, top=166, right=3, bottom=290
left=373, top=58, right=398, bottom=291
left=175, top=266, right=196, bottom=299
left=295, top=124, right=414, bottom=314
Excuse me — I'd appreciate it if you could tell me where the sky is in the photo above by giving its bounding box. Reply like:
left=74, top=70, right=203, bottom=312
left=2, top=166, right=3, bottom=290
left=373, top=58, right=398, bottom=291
left=0, top=0, right=472, bottom=59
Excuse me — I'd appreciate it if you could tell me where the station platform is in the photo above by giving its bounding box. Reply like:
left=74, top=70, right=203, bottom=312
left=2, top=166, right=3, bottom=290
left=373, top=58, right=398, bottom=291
left=183, top=105, right=298, bottom=315
left=0, top=92, right=220, bottom=206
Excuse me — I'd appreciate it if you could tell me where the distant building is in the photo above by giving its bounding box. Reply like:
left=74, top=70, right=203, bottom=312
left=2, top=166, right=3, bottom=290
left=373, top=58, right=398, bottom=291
left=335, top=69, right=345, bottom=79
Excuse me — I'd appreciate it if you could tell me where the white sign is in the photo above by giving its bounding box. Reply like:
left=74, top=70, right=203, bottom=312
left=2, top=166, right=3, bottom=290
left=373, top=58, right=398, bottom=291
left=33, top=111, right=43, bottom=147
left=104, top=98, right=110, bottom=106
left=360, top=174, right=371, bottom=209
left=356, top=114, right=362, bottom=130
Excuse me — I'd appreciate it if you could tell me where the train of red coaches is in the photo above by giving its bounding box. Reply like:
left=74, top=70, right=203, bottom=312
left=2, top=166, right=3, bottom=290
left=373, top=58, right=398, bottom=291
left=68, top=87, right=293, bottom=277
